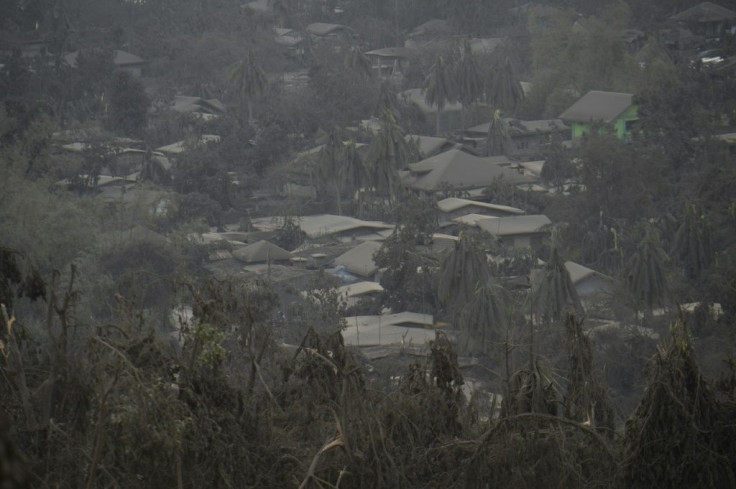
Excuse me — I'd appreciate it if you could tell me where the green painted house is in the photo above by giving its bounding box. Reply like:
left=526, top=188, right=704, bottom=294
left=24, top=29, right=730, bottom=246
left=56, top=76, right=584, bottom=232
left=559, top=91, right=638, bottom=140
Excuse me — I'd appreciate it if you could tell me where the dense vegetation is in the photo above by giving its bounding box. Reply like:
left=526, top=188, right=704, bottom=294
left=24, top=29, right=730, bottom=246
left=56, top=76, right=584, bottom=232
left=2, top=0, right=736, bottom=488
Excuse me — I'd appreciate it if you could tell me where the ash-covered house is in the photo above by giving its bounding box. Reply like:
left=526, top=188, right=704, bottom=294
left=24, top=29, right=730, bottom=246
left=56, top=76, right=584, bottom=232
left=405, top=135, right=454, bottom=159
left=476, top=214, right=552, bottom=249
left=670, top=2, right=736, bottom=45
left=232, top=240, right=293, bottom=265
left=333, top=240, right=383, bottom=281
left=437, top=197, right=525, bottom=222
left=464, top=118, right=569, bottom=156
left=564, top=261, right=616, bottom=303
left=365, top=47, right=417, bottom=80
left=64, top=49, right=147, bottom=77
left=559, top=90, right=638, bottom=140
left=306, top=23, right=357, bottom=46
left=250, top=214, right=394, bottom=242
left=401, top=148, right=536, bottom=195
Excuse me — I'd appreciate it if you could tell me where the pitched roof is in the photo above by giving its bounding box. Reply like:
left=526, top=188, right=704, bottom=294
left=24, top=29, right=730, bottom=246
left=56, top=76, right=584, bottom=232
left=438, top=197, right=525, bottom=215
left=244, top=0, right=271, bottom=12
left=365, top=47, right=417, bottom=58
left=250, top=215, right=393, bottom=239
left=559, top=91, right=634, bottom=123
left=477, top=214, right=551, bottom=236
left=306, top=23, right=351, bottom=36
left=671, top=2, right=736, bottom=22
left=405, top=134, right=452, bottom=157
left=466, top=118, right=567, bottom=136
left=407, top=19, right=455, bottom=38
left=343, top=312, right=437, bottom=346
left=333, top=240, right=382, bottom=277
left=564, top=261, right=613, bottom=284
left=233, top=240, right=292, bottom=263
left=518, top=160, right=545, bottom=177
left=171, top=96, right=225, bottom=115
left=452, top=214, right=500, bottom=226
left=275, top=32, right=304, bottom=47
left=403, top=149, right=535, bottom=191
left=337, top=281, right=384, bottom=298
left=155, top=134, right=221, bottom=155
left=469, top=37, right=506, bottom=55
left=64, top=49, right=145, bottom=68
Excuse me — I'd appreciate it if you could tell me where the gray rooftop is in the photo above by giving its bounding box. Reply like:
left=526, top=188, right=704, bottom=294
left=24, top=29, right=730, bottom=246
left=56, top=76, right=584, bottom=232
left=307, top=22, right=351, bottom=36
left=671, top=2, right=736, bottom=22
left=477, top=214, right=551, bottom=236
left=564, top=261, right=613, bottom=284
left=405, top=134, right=451, bottom=157
left=251, top=215, right=393, bottom=239
left=467, top=118, right=568, bottom=136
left=559, top=91, right=634, bottom=123
left=343, top=312, right=437, bottom=347
left=365, top=47, right=417, bottom=58
left=404, top=149, right=535, bottom=191
left=333, top=240, right=382, bottom=277
left=233, top=240, right=292, bottom=263
left=64, top=49, right=145, bottom=68
left=438, top=197, right=525, bottom=215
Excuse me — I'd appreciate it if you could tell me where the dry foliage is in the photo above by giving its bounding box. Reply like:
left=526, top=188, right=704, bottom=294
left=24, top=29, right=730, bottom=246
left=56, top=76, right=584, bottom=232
left=1, top=267, right=734, bottom=489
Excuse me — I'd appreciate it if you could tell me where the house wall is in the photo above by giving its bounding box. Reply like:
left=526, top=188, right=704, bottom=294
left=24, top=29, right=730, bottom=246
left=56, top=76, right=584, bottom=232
left=613, top=105, right=639, bottom=139
left=571, top=105, right=639, bottom=140
left=499, top=232, right=546, bottom=249
left=685, top=20, right=729, bottom=39
left=510, top=133, right=561, bottom=156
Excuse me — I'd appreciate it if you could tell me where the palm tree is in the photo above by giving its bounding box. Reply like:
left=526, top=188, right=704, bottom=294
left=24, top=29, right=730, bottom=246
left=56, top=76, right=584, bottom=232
left=532, top=246, right=583, bottom=326
left=672, top=203, right=712, bottom=281
left=364, top=107, right=411, bottom=203
left=316, top=126, right=344, bottom=214
left=424, top=54, right=456, bottom=135
left=344, top=46, right=372, bottom=80
left=486, top=108, right=511, bottom=156
left=625, top=229, right=669, bottom=314
left=341, top=139, right=365, bottom=203
left=621, top=319, right=732, bottom=487
left=454, top=40, right=483, bottom=129
left=458, top=279, right=511, bottom=355
left=438, top=232, right=492, bottom=309
left=376, top=80, right=400, bottom=116
left=228, top=49, right=267, bottom=126
left=485, top=56, right=524, bottom=113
